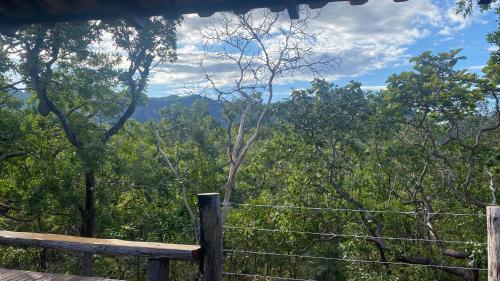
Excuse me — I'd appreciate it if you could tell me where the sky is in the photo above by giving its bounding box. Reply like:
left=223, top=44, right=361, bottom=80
left=146, top=0, right=498, bottom=99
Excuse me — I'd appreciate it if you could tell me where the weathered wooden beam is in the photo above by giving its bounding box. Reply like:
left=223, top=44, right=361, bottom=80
left=124, top=14, right=147, bottom=29
left=0, top=24, right=16, bottom=36
left=0, top=231, right=200, bottom=261
left=197, top=7, right=216, bottom=17
left=0, top=268, right=124, bottom=281
left=350, top=0, right=368, bottom=5
left=148, top=258, right=170, bottom=281
left=198, top=193, right=223, bottom=281
left=478, top=0, right=493, bottom=5
left=488, top=206, right=500, bottom=281
left=308, top=1, right=328, bottom=9
left=285, top=0, right=299, bottom=20
left=0, top=0, right=411, bottom=28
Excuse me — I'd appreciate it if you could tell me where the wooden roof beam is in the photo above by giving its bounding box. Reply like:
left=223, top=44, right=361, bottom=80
left=124, top=14, right=147, bottom=29
left=308, top=1, right=328, bottom=9
left=0, top=24, right=18, bottom=37
left=350, top=0, right=368, bottom=5
left=0, top=0, right=414, bottom=28
left=286, top=0, right=299, bottom=20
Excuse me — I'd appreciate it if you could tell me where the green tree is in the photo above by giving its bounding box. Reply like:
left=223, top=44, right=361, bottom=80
left=154, top=100, right=225, bottom=241
left=201, top=9, right=338, bottom=222
left=456, top=0, right=497, bottom=15
left=2, top=17, right=177, bottom=274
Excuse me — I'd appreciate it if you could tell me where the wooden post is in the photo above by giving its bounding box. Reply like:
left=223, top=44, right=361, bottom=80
left=148, top=258, right=169, bottom=281
left=488, top=206, right=500, bottom=281
left=198, top=193, right=223, bottom=281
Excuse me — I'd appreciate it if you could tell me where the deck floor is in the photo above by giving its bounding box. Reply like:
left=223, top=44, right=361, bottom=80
left=0, top=269, right=122, bottom=281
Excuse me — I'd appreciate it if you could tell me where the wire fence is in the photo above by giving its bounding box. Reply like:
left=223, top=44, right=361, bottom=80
left=224, top=225, right=487, bottom=245
left=223, top=272, right=317, bottom=281
left=223, top=202, right=486, bottom=217
left=223, top=249, right=487, bottom=280
left=225, top=249, right=487, bottom=271
left=223, top=201, right=487, bottom=280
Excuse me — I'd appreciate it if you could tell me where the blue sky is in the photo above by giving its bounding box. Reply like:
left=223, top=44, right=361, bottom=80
left=146, top=0, right=498, bottom=99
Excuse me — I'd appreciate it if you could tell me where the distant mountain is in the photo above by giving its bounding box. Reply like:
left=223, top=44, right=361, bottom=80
left=7, top=89, right=31, bottom=100
left=6, top=90, right=224, bottom=124
left=132, top=95, right=223, bottom=123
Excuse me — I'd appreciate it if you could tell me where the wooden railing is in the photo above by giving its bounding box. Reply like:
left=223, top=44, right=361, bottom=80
left=0, top=193, right=222, bottom=281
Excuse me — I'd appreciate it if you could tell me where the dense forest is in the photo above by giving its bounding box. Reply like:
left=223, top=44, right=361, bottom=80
left=0, top=2, right=499, bottom=281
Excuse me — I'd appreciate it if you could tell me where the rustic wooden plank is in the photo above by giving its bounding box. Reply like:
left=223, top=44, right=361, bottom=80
left=148, top=258, right=169, bottom=281
left=0, top=0, right=411, bottom=27
left=1, top=269, right=21, bottom=281
left=488, top=206, right=500, bottom=281
left=0, top=268, right=123, bottom=281
left=8, top=269, right=35, bottom=281
left=0, top=231, right=200, bottom=261
left=197, top=193, right=222, bottom=281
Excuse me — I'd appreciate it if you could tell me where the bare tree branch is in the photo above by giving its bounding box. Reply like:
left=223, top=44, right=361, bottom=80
left=154, top=128, right=200, bottom=242
left=201, top=9, right=338, bottom=222
left=0, top=151, right=25, bottom=163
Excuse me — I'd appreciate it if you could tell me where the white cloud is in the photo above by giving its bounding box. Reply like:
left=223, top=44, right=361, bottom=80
left=361, top=85, right=387, bottom=91
left=147, top=0, right=477, bottom=96
left=466, top=65, right=485, bottom=70
left=437, top=7, right=472, bottom=36
left=487, top=45, right=499, bottom=52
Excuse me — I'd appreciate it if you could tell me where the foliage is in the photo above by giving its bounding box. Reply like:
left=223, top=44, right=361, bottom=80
left=0, top=9, right=499, bottom=281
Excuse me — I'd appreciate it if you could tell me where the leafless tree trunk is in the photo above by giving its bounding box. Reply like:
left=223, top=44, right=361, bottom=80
left=154, top=129, right=200, bottom=242
left=201, top=8, right=338, bottom=222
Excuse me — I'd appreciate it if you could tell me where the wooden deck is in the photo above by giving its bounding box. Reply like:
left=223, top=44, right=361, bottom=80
left=0, top=193, right=222, bottom=281
left=0, top=269, right=122, bottom=281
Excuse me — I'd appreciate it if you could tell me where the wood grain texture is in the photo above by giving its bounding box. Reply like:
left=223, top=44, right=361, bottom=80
left=488, top=206, right=500, bottom=281
left=198, top=193, right=222, bottom=281
left=0, top=268, right=123, bottom=281
left=0, top=231, right=200, bottom=261
left=148, top=258, right=169, bottom=281
left=0, top=0, right=408, bottom=27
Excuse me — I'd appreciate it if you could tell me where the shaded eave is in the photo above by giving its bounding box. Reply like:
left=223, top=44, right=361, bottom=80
left=0, top=0, right=409, bottom=31
left=0, top=0, right=492, bottom=35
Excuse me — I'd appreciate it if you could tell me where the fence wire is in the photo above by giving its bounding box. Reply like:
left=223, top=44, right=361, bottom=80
left=223, top=272, right=317, bottom=281
left=224, top=249, right=488, bottom=271
left=223, top=201, right=487, bottom=280
left=223, top=202, right=485, bottom=217
left=224, top=225, right=487, bottom=245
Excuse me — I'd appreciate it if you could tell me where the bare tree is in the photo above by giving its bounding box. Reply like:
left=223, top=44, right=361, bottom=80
left=153, top=128, right=200, bottom=242
left=200, top=8, right=338, bottom=222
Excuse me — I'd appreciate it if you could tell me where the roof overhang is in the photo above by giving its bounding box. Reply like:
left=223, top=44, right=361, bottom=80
left=0, top=0, right=411, bottom=34
left=0, top=0, right=492, bottom=36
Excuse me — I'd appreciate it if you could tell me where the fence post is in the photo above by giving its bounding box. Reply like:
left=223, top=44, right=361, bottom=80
left=488, top=206, right=500, bottom=281
left=148, top=258, right=170, bottom=281
left=198, top=193, right=223, bottom=281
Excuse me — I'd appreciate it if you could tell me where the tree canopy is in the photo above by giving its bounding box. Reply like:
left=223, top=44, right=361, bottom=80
left=0, top=6, right=499, bottom=281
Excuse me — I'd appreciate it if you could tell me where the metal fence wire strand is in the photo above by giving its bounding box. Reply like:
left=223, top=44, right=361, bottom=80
left=223, top=225, right=487, bottom=245
left=224, top=249, right=488, bottom=272
left=222, top=202, right=488, bottom=280
left=222, top=202, right=485, bottom=217
left=223, top=272, right=317, bottom=281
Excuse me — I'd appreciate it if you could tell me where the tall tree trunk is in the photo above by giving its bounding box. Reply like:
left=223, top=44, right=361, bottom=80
left=82, top=169, right=96, bottom=276
left=221, top=162, right=239, bottom=223
left=37, top=214, right=47, bottom=271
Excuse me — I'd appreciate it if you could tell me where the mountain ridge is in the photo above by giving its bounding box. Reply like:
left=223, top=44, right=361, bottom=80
left=132, top=95, right=223, bottom=123
left=7, top=90, right=223, bottom=123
